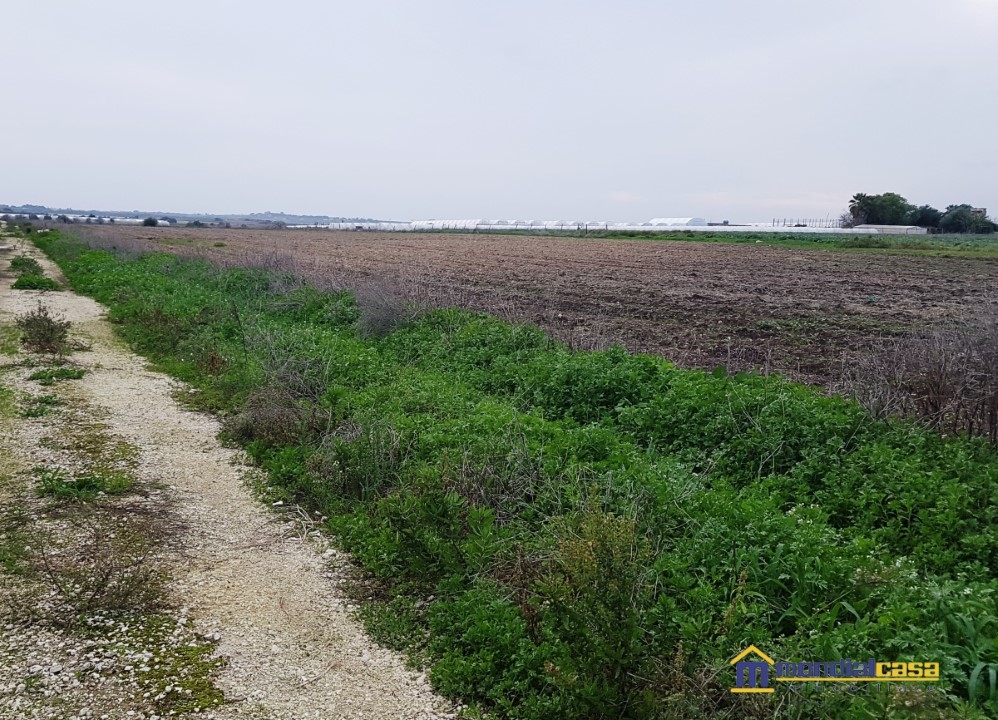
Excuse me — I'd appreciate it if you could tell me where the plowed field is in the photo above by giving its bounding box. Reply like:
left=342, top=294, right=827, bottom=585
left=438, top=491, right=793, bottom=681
left=75, top=225, right=998, bottom=386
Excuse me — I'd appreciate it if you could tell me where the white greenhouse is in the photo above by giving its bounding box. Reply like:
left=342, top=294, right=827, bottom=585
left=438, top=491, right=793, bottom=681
left=647, top=217, right=709, bottom=227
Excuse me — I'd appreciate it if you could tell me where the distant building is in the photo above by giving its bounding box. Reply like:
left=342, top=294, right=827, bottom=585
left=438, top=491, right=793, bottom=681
left=971, top=208, right=987, bottom=217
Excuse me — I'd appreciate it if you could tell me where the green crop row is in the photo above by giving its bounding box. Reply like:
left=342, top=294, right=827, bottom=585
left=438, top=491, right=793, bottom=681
left=34, top=230, right=998, bottom=719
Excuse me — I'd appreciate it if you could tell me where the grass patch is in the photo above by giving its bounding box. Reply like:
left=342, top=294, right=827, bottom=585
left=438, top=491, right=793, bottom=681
left=352, top=579, right=431, bottom=664
left=20, top=394, right=62, bottom=418
left=0, top=384, right=15, bottom=420
left=8, top=255, right=43, bottom=275
left=9, top=254, right=63, bottom=290
left=0, top=324, right=19, bottom=355
left=12, top=274, right=62, bottom=291
left=0, top=503, right=31, bottom=574
left=78, top=612, right=225, bottom=713
left=28, top=367, right=86, bottom=385
left=35, top=467, right=133, bottom=501
left=64, top=420, right=139, bottom=477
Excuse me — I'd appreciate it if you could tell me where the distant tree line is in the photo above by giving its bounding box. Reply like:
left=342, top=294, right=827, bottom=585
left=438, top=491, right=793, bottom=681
left=844, top=193, right=995, bottom=233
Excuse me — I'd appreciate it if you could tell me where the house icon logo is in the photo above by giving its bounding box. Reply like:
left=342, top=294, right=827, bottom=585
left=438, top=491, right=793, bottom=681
left=729, top=645, right=939, bottom=694
left=730, top=645, right=776, bottom=693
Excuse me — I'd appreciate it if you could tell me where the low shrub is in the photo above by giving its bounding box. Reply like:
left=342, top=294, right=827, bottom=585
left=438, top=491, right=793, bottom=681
left=8, top=255, right=43, bottom=274
left=35, top=467, right=132, bottom=501
left=12, top=273, right=62, bottom=291
left=28, top=367, right=86, bottom=385
left=24, top=511, right=163, bottom=620
left=20, top=394, right=62, bottom=418
left=848, top=321, right=998, bottom=446
left=354, top=280, right=419, bottom=339
left=15, top=303, right=72, bottom=353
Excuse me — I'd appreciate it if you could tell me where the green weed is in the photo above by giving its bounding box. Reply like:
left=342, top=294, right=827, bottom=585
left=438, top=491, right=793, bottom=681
left=28, top=367, right=86, bottom=385
left=20, top=394, right=62, bottom=418
left=0, top=324, right=19, bottom=354
left=0, top=504, right=31, bottom=574
left=0, top=384, right=15, bottom=420
left=35, top=467, right=132, bottom=501
left=8, top=255, right=43, bottom=275
left=12, top=274, right=62, bottom=291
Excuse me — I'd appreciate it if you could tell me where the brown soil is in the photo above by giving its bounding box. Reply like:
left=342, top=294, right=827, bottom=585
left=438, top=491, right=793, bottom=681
left=74, top=225, right=998, bottom=386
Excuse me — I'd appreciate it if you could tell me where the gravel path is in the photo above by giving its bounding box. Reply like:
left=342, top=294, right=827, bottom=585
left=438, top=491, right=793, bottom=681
left=1, top=235, right=455, bottom=720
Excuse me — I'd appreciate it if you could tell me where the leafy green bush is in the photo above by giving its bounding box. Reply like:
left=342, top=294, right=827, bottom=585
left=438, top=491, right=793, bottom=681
left=12, top=273, right=61, bottom=290
left=8, top=255, right=43, bottom=274
left=8, top=254, right=61, bottom=290
left=35, top=467, right=132, bottom=500
left=28, top=367, right=86, bottom=385
left=20, top=394, right=62, bottom=417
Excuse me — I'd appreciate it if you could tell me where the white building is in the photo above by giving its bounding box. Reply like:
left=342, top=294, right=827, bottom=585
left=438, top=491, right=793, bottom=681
left=853, top=224, right=928, bottom=235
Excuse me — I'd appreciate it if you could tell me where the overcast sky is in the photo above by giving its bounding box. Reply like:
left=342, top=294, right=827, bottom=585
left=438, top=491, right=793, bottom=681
left=2, top=1, right=996, bottom=222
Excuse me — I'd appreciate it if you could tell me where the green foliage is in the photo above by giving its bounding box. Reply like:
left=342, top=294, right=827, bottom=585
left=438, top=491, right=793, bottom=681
left=32, top=229, right=998, bottom=719
left=20, top=394, right=62, bottom=418
left=356, top=588, right=430, bottom=658
left=0, top=384, right=14, bottom=420
left=847, top=193, right=995, bottom=234
left=837, top=236, right=896, bottom=249
left=12, top=274, right=62, bottom=290
left=0, top=506, right=30, bottom=575
left=849, top=192, right=916, bottom=226
left=28, top=366, right=86, bottom=385
left=941, top=205, right=997, bottom=234
left=35, top=467, right=133, bottom=501
left=9, top=254, right=61, bottom=290
left=0, top=324, right=20, bottom=355
left=912, top=204, right=943, bottom=229
left=8, top=255, right=43, bottom=275
left=428, top=583, right=568, bottom=717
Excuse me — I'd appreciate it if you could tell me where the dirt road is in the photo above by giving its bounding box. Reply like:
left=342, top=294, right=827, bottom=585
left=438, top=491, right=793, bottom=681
left=0, top=233, right=453, bottom=719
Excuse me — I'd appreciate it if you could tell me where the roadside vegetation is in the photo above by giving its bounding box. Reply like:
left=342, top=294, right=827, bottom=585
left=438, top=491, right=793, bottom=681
left=0, top=229, right=225, bottom=717
left=32, top=229, right=998, bottom=719
left=8, top=251, right=62, bottom=291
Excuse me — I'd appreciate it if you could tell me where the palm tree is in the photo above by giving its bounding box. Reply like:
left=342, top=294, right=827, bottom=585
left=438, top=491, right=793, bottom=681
left=848, top=193, right=873, bottom=225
